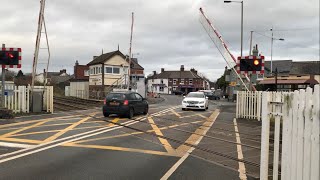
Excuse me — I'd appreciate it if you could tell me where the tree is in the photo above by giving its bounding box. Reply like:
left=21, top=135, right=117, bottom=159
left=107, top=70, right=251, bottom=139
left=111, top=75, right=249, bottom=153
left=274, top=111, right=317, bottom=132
left=16, top=70, right=24, bottom=77
left=216, top=74, right=228, bottom=89
left=0, top=70, right=16, bottom=81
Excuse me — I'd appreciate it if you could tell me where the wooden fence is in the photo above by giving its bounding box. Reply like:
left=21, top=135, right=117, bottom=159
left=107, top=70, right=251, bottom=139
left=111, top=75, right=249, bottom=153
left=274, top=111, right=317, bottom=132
left=260, top=85, right=320, bottom=180
left=1, top=85, right=53, bottom=113
left=236, top=91, right=263, bottom=121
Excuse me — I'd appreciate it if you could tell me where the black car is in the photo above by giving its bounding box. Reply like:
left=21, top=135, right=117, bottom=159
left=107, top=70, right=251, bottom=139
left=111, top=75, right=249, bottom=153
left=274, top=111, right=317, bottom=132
left=103, top=91, right=148, bottom=119
left=204, top=92, right=220, bottom=100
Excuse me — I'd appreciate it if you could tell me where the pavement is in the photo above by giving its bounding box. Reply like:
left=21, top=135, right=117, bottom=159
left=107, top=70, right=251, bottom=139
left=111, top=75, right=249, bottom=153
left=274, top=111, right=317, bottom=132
left=0, top=95, right=261, bottom=180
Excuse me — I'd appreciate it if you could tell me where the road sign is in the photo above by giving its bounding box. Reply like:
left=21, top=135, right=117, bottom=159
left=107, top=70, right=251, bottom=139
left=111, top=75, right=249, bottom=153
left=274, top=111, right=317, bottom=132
left=236, top=55, right=264, bottom=75
left=229, top=81, right=237, bottom=86
left=0, top=48, right=22, bottom=68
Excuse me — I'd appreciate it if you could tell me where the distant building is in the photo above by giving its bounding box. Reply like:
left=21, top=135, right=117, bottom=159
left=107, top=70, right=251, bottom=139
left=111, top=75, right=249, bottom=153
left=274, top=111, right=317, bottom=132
left=35, top=69, right=70, bottom=85
left=147, top=65, right=207, bottom=95
left=86, top=50, right=145, bottom=99
left=258, top=60, right=320, bottom=91
left=68, top=61, right=90, bottom=99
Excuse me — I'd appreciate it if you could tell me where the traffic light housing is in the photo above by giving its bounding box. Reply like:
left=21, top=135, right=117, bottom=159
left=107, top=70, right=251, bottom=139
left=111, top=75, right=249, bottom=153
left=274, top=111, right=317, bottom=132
left=0, top=50, right=20, bottom=65
left=240, top=58, right=262, bottom=71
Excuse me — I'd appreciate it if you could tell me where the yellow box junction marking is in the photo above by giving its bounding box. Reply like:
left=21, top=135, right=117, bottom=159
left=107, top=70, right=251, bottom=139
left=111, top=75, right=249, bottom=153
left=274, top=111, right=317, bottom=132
left=171, top=110, right=181, bottom=118
left=176, top=109, right=220, bottom=155
left=43, top=113, right=97, bottom=142
left=107, top=118, right=120, bottom=127
left=64, top=143, right=177, bottom=157
left=147, top=116, right=176, bottom=154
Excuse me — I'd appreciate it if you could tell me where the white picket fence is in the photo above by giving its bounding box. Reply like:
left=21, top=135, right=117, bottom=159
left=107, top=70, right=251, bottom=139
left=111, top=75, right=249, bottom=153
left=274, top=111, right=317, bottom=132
left=236, top=91, right=263, bottom=121
left=259, top=85, right=320, bottom=180
left=1, top=85, right=54, bottom=113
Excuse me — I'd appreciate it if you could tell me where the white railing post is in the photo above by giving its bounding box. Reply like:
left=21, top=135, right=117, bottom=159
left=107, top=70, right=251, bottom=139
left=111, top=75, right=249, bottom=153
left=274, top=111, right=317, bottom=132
left=260, top=91, right=270, bottom=180
left=296, top=89, right=305, bottom=180
left=290, top=90, right=299, bottom=180
left=272, top=92, right=282, bottom=180
left=311, top=85, right=320, bottom=180
left=303, top=87, right=312, bottom=180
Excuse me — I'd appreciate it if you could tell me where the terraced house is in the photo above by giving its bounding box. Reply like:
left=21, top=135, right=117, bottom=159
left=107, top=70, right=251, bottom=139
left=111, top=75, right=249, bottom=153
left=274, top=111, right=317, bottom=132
left=147, top=65, right=209, bottom=95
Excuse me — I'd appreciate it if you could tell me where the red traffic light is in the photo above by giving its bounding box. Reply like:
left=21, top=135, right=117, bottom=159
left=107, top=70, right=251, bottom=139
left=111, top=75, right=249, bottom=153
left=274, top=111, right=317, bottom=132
left=253, top=59, right=259, bottom=66
left=7, top=53, right=14, bottom=59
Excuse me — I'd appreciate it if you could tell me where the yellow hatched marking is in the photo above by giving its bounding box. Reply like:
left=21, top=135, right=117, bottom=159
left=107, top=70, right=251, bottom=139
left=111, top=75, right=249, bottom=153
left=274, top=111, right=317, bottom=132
left=176, top=109, right=220, bottom=155
left=43, top=113, right=96, bottom=142
left=74, top=120, right=203, bottom=144
left=0, top=120, right=52, bottom=138
left=64, top=143, right=178, bottom=157
left=0, top=137, right=42, bottom=144
left=0, top=115, right=83, bottom=130
left=197, top=114, right=207, bottom=119
left=147, top=116, right=175, bottom=154
left=10, top=125, right=105, bottom=138
left=107, top=118, right=120, bottom=127
left=171, top=110, right=181, bottom=117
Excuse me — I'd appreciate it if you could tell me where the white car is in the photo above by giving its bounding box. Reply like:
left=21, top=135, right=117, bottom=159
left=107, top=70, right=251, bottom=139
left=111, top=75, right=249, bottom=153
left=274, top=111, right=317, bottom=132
left=181, top=92, right=209, bottom=111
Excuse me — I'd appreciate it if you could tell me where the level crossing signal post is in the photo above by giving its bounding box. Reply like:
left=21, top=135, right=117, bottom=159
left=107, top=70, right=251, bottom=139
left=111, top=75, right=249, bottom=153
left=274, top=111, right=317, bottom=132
left=0, top=44, right=22, bottom=108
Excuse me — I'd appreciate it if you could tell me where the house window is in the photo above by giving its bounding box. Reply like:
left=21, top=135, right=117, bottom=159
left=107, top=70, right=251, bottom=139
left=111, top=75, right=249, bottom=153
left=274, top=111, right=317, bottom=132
left=159, top=87, right=164, bottom=92
left=173, top=79, right=177, bottom=85
left=189, top=79, right=193, bottom=85
left=173, top=87, right=176, bottom=90
left=90, top=68, right=93, bottom=75
left=105, top=67, right=112, bottom=74
left=161, top=79, right=163, bottom=84
left=113, top=67, right=120, bottom=74
left=180, top=79, right=184, bottom=84
left=84, top=70, right=89, bottom=76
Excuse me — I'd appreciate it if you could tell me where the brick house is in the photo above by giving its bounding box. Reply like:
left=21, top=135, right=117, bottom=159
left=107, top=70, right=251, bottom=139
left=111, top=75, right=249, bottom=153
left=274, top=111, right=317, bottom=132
left=147, top=65, right=207, bottom=95
left=68, top=60, right=89, bottom=98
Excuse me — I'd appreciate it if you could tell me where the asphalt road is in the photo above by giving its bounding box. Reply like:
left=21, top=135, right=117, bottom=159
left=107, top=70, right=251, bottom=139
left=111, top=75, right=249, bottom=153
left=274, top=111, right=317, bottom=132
left=0, top=95, right=260, bottom=180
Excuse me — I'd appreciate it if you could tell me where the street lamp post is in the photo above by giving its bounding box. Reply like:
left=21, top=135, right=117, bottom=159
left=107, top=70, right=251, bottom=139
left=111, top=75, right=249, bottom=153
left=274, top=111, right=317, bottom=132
left=270, top=28, right=285, bottom=74
left=224, top=1, right=243, bottom=56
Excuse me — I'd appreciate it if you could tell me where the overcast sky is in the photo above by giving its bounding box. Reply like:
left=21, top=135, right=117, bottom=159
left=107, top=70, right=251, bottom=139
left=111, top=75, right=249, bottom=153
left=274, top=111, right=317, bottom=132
left=1, top=0, right=319, bottom=81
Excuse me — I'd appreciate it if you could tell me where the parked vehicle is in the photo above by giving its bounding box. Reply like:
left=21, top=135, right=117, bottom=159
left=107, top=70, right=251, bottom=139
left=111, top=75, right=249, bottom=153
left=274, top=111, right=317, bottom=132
left=172, top=90, right=185, bottom=95
left=103, top=91, right=148, bottom=119
left=181, top=92, right=209, bottom=111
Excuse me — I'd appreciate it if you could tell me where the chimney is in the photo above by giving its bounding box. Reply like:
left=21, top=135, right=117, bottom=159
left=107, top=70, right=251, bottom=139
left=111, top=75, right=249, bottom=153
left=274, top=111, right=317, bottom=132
left=180, top=65, right=184, bottom=71
left=75, top=60, right=79, bottom=66
left=161, top=68, right=164, bottom=73
left=60, top=69, right=67, bottom=74
left=153, top=71, right=156, bottom=75
left=252, top=44, right=259, bottom=56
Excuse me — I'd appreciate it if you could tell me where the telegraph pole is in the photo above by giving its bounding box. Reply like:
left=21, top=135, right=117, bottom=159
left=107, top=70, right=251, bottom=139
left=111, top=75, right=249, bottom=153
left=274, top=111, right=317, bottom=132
left=128, top=12, right=134, bottom=90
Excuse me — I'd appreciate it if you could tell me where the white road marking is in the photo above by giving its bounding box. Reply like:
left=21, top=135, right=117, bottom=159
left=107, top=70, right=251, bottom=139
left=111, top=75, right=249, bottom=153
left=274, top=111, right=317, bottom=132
left=0, top=142, right=34, bottom=149
left=234, top=118, right=247, bottom=180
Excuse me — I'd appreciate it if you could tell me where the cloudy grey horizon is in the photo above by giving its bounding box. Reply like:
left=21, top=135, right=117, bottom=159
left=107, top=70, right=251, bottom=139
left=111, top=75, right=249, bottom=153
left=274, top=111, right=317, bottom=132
left=1, top=0, right=319, bottom=81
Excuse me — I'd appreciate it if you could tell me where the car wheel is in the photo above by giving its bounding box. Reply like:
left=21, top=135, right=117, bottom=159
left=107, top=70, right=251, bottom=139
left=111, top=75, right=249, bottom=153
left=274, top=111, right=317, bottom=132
left=127, top=108, right=134, bottom=119
left=182, top=108, right=185, bottom=111
left=206, top=106, right=208, bottom=110
left=143, top=106, right=149, bottom=115
left=103, top=112, right=109, bottom=117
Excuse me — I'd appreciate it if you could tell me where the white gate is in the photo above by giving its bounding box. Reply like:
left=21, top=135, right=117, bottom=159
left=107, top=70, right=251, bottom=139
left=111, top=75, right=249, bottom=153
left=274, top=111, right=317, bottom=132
left=1, top=85, right=53, bottom=113
left=236, top=91, right=262, bottom=120
left=260, top=85, right=320, bottom=180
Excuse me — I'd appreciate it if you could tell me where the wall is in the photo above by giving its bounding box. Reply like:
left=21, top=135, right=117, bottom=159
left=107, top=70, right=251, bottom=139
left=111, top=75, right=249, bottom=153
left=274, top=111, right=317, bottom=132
left=70, top=81, right=89, bottom=99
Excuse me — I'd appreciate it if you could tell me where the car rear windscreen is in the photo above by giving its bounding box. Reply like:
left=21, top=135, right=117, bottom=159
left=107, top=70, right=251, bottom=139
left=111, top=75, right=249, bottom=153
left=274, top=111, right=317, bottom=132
left=106, top=93, right=126, bottom=100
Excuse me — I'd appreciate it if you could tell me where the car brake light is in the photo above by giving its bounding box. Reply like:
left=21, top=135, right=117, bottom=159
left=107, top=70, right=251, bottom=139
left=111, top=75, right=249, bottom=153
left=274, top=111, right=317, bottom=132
left=104, top=99, right=107, bottom=105
left=123, top=100, right=129, bottom=105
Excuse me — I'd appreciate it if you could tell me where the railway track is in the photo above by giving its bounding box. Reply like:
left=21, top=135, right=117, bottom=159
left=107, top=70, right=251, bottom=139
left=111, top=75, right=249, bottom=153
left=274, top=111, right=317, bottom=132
left=20, top=97, right=265, bottom=176
left=53, top=96, right=102, bottom=112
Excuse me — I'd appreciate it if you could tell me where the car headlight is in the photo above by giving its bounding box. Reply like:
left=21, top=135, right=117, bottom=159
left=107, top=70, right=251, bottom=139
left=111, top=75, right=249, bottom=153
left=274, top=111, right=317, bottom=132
left=182, top=101, right=187, bottom=103
left=199, top=101, right=204, bottom=104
